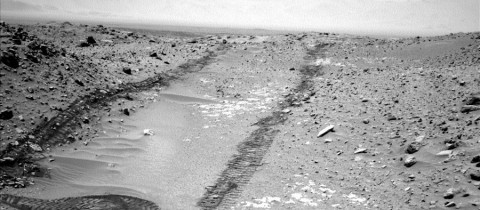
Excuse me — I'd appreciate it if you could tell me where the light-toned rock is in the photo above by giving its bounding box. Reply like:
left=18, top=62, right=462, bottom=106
left=404, top=155, right=417, bottom=167
left=317, top=125, right=334, bottom=137
left=143, top=129, right=154, bottom=136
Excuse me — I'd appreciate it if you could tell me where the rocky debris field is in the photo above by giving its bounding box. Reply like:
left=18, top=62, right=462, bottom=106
left=1, top=20, right=480, bottom=209
left=0, top=21, right=222, bottom=188
left=234, top=33, right=480, bottom=209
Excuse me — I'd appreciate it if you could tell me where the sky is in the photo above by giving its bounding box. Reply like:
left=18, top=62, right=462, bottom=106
left=0, top=0, right=479, bottom=36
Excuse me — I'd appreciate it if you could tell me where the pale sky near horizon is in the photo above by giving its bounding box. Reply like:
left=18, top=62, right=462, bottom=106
left=0, top=0, right=479, bottom=36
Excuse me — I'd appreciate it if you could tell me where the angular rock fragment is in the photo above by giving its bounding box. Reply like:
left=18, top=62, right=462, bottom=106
left=404, top=155, right=417, bottom=167
left=12, top=38, right=21, bottom=45
left=444, top=190, right=454, bottom=199
left=415, top=135, right=425, bottom=142
left=0, top=109, right=14, bottom=120
left=354, top=148, right=367, bottom=154
left=405, top=142, right=422, bottom=154
left=29, top=143, right=42, bottom=152
left=26, top=53, right=39, bottom=63
left=78, top=42, right=90, bottom=47
left=470, top=170, right=480, bottom=181
left=443, top=188, right=465, bottom=199
left=471, top=155, right=480, bottom=163
left=122, top=67, right=132, bottom=75
left=74, top=79, right=85, bottom=86
left=1, top=51, right=19, bottom=68
left=317, top=125, right=334, bottom=137
left=465, top=93, right=480, bottom=105
left=87, top=36, right=97, bottom=45
left=386, top=113, right=397, bottom=121
left=444, top=201, right=456, bottom=207
left=460, top=105, right=480, bottom=113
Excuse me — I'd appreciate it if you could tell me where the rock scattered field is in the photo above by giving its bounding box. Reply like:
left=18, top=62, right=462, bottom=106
left=1, top=21, right=479, bottom=209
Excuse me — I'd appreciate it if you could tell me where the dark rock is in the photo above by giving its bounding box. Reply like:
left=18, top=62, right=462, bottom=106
left=0, top=157, right=15, bottom=166
left=1, top=51, right=19, bottom=68
left=472, top=155, right=480, bottom=163
left=386, top=113, right=397, bottom=121
left=122, top=67, right=132, bottom=75
left=40, top=44, right=54, bottom=56
left=27, top=40, right=40, bottom=50
left=443, top=188, right=464, bottom=199
left=86, top=36, right=97, bottom=45
left=11, top=39, right=21, bottom=45
left=446, top=142, right=459, bottom=150
left=74, top=79, right=84, bottom=86
left=460, top=105, right=480, bottom=113
left=289, top=67, right=295, bottom=71
left=164, top=61, right=170, bottom=64
left=470, top=170, right=480, bottom=181
left=465, top=93, right=480, bottom=105
left=124, top=94, right=134, bottom=101
left=26, top=53, right=39, bottom=63
left=0, top=110, right=14, bottom=120
left=78, top=42, right=90, bottom=47
left=354, top=148, right=367, bottom=154
left=406, top=142, right=422, bottom=154
left=123, top=108, right=130, bottom=116
left=443, top=192, right=454, bottom=199
left=150, top=52, right=158, bottom=57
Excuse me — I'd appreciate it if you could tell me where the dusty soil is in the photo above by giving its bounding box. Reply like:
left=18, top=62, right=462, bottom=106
left=1, top=20, right=480, bottom=210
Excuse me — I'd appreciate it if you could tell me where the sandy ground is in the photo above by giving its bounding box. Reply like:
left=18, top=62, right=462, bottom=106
left=1, top=21, right=480, bottom=210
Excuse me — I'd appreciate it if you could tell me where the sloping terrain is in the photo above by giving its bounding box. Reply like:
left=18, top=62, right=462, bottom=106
left=1, top=21, right=480, bottom=210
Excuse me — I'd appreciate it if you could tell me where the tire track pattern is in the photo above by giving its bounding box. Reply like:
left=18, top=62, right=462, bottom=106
left=197, top=43, right=329, bottom=209
left=0, top=45, right=229, bottom=209
left=1, top=44, right=228, bottom=167
left=0, top=194, right=159, bottom=210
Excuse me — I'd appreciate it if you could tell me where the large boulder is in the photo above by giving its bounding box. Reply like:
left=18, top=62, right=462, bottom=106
left=0, top=110, right=14, bottom=120
left=0, top=51, right=19, bottom=68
